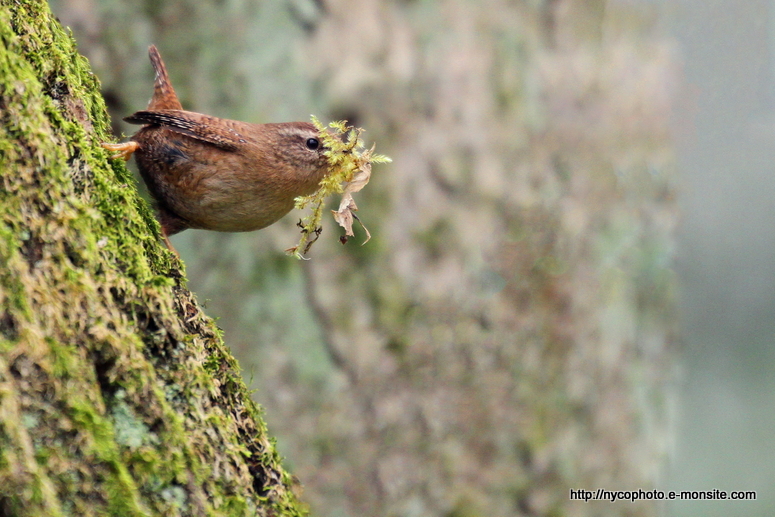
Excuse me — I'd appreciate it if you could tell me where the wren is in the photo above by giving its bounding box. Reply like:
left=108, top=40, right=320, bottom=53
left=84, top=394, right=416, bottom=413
left=102, top=45, right=329, bottom=247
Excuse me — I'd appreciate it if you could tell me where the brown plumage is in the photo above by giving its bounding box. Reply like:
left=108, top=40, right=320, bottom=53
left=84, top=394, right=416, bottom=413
left=103, top=45, right=329, bottom=240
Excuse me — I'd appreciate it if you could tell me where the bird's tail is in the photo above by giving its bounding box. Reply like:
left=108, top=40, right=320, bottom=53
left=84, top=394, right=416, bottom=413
left=147, top=45, right=183, bottom=111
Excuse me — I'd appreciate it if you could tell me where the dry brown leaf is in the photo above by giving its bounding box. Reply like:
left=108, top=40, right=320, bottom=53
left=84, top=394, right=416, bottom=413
left=332, top=155, right=373, bottom=244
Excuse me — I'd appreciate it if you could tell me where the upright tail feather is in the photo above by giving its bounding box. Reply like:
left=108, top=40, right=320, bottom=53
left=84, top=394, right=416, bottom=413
left=147, top=45, right=182, bottom=111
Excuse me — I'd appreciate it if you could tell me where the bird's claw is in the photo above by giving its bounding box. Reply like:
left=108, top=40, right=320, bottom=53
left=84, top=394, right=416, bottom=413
left=101, top=141, right=139, bottom=161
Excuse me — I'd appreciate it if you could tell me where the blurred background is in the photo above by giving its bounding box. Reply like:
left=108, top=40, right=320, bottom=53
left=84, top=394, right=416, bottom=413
left=47, top=0, right=773, bottom=516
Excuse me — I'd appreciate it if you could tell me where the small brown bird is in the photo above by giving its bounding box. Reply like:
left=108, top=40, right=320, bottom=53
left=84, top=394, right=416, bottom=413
left=102, top=45, right=329, bottom=248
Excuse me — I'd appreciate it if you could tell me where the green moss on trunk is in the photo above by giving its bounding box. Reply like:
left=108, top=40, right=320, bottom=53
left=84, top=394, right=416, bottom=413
left=0, top=2, right=306, bottom=515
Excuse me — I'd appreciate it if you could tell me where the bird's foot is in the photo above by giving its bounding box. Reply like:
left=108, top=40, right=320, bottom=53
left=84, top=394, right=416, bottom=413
left=162, top=233, right=180, bottom=259
left=101, top=141, right=139, bottom=161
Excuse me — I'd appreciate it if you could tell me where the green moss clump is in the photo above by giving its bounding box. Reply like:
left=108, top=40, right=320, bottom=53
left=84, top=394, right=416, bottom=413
left=286, top=116, right=391, bottom=259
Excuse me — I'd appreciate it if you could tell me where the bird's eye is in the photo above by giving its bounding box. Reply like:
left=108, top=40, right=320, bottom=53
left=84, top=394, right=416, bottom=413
left=306, top=137, right=320, bottom=150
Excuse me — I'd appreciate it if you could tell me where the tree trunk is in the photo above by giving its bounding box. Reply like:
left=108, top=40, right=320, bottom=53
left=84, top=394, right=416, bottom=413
left=42, top=1, right=679, bottom=516
left=292, top=1, right=679, bottom=516
left=0, top=2, right=305, bottom=516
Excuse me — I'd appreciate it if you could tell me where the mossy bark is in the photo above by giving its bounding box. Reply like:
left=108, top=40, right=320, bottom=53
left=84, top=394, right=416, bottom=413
left=0, top=2, right=305, bottom=516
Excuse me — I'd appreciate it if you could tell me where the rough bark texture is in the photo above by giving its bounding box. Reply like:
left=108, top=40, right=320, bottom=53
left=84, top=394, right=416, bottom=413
left=0, top=2, right=305, bottom=516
